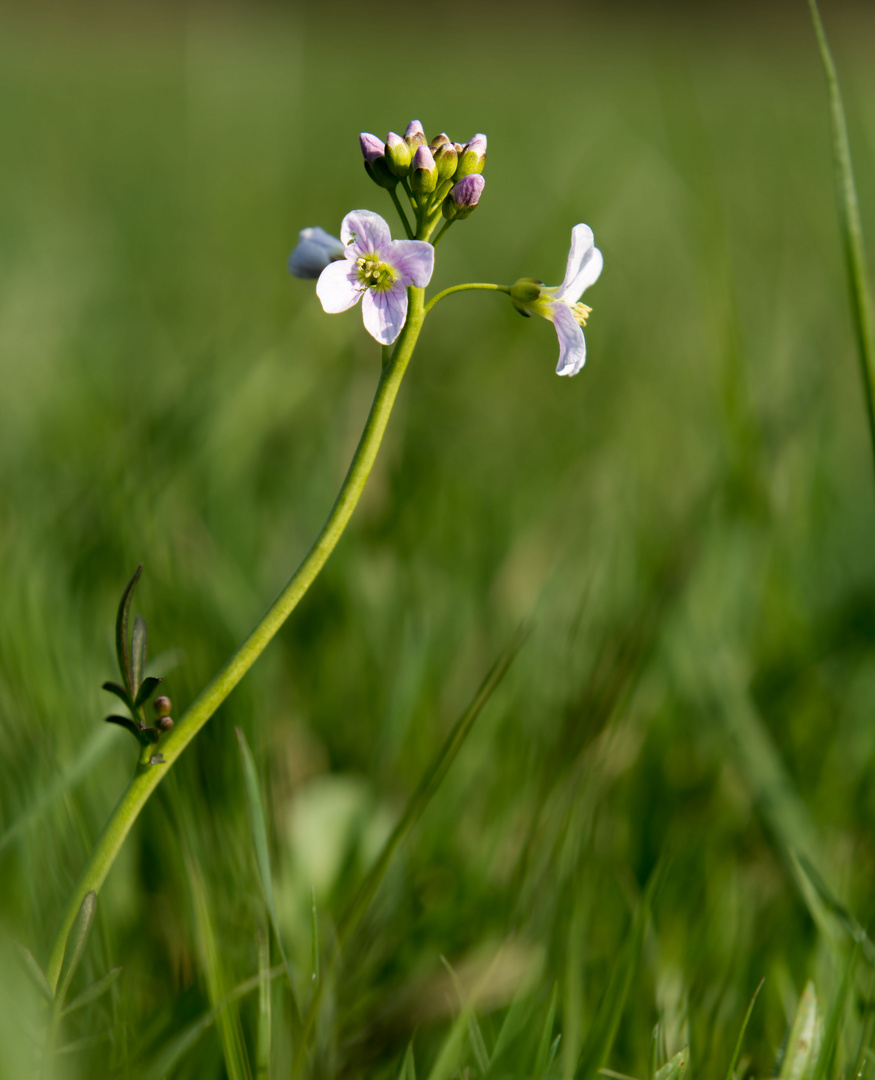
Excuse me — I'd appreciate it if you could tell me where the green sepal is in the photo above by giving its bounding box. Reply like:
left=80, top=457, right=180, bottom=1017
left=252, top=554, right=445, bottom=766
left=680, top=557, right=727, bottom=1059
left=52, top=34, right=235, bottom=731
left=134, top=675, right=163, bottom=709
left=102, top=681, right=132, bottom=710
left=131, top=614, right=147, bottom=695
left=115, top=565, right=143, bottom=698
left=105, top=715, right=141, bottom=740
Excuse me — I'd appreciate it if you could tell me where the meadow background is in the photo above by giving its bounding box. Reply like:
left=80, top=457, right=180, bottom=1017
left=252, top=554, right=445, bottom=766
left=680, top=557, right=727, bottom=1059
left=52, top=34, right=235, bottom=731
left=1, top=1, right=875, bottom=1077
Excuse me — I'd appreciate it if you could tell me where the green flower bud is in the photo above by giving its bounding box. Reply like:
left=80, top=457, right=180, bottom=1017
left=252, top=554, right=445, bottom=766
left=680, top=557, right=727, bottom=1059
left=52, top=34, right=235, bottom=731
left=385, top=132, right=412, bottom=177
left=433, top=142, right=458, bottom=182
left=410, top=145, right=438, bottom=194
left=364, top=157, right=398, bottom=190
left=430, top=132, right=451, bottom=150
left=456, top=134, right=487, bottom=179
left=404, top=119, right=427, bottom=150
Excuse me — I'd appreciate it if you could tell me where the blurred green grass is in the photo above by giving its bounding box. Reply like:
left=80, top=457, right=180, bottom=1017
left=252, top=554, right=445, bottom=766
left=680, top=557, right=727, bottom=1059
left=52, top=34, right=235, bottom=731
left=2, top=3, right=875, bottom=1077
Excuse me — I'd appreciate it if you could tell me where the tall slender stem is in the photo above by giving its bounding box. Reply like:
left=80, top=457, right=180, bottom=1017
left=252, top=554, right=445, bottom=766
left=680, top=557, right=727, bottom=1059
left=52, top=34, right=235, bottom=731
left=45, top=289, right=428, bottom=990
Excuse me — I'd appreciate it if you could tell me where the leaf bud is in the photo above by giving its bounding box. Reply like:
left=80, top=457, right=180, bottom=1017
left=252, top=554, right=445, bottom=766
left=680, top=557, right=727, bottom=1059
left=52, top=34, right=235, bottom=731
left=456, top=134, right=487, bottom=179
left=410, top=145, right=438, bottom=194
left=156, top=715, right=174, bottom=732
left=442, top=174, right=485, bottom=221
left=385, top=132, right=413, bottom=177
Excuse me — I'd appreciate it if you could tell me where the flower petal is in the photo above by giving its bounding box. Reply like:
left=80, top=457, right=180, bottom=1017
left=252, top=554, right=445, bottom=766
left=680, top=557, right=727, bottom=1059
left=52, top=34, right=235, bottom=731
left=361, top=285, right=408, bottom=345
left=316, top=260, right=362, bottom=314
left=288, top=227, right=345, bottom=279
left=556, top=224, right=603, bottom=303
left=340, top=209, right=392, bottom=254
left=551, top=301, right=587, bottom=376
left=386, top=240, right=434, bottom=288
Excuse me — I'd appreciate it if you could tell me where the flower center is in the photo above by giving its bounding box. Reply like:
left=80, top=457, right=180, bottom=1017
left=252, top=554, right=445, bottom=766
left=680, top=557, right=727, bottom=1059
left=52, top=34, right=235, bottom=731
left=571, top=302, right=592, bottom=327
left=356, top=254, right=396, bottom=293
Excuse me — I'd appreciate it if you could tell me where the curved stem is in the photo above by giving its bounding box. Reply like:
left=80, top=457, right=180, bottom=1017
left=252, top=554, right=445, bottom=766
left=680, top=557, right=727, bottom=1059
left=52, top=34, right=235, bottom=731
left=424, top=282, right=510, bottom=316
left=46, top=289, right=428, bottom=990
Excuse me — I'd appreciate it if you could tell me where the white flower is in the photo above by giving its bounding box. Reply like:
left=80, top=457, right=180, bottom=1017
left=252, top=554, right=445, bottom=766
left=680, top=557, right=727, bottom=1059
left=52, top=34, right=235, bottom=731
left=288, top=227, right=346, bottom=279
left=316, top=210, right=434, bottom=345
left=512, top=224, right=603, bottom=376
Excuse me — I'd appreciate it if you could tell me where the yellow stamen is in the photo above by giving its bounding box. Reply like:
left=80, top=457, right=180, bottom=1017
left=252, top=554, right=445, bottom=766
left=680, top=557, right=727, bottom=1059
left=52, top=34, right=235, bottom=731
left=571, top=302, right=592, bottom=327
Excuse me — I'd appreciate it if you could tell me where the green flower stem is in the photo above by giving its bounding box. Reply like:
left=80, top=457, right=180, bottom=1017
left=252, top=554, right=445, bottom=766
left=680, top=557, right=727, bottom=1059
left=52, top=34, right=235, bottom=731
left=425, top=282, right=511, bottom=315
left=45, top=288, right=428, bottom=991
left=807, top=0, right=875, bottom=479
left=388, top=187, right=414, bottom=240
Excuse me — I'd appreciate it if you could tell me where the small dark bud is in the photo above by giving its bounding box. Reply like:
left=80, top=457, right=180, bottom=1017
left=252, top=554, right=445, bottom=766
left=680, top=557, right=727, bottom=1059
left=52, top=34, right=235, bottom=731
left=154, top=695, right=172, bottom=717
left=156, top=715, right=174, bottom=732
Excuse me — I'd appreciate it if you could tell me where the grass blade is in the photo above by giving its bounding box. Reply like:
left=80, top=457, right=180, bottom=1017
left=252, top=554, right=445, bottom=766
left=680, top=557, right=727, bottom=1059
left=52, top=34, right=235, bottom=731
left=62, top=966, right=123, bottom=1016
left=15, top=943, right=54, bottom=1003
left=806, top=0, right=875, bottom=478
left=575, top=863, right=664, bottom=1080
left=256, top=931, right=272, bottom=1080
left=779, top=981, right=823, bottom=1080
left=235, top=727, right=301, bottom=1019
left=723, top=978, right=765, bottom=1080
left=533, top=985, right=559, bottom=1080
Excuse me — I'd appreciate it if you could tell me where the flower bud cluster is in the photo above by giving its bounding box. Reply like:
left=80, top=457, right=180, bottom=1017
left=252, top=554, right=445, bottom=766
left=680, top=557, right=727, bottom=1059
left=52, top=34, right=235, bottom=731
left=359, top=120, right=487, bottom=222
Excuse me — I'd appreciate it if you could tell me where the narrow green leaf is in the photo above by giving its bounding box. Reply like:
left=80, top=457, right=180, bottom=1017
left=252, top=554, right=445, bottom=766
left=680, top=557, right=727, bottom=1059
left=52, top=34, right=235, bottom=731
left=62, top=967, right=122, bottom=1016
left=256, top=931, right=271, bottom=1080
left=188, top=859, right=253, bottom=1080
left=15, top=943, right=54, bottom=1002
left=806, top=0, right=875, bottom=480
left=102, top=680, right=133, bottom=710
left=723, top=978, right=765, bottom=1080
left=779, top=981, right=822, bottom=1080
left=115, top=565, right=142, bottom=699
left=399, top=1043, right=417, bottom=1080
left=131, top=614, right=147, bottom=697
left=134, top=675, right=163, bottom=709
left=533, top=985, right=559, bottom=1080
left=575, top=864, right=664, bottom=1080
left=336, top=628, right=528, bottom=948
left=795, top=854, right=875, bottom=966
left=812, top=947, right=859, bottom=1080
left=648, top=1024, right=660, bottom=1080
left=105, top=715, right=141, bottom=740
left=56, top=1030, right=111, bottom=1055
left=468, top=1012, right=491, bottom=1075
left=310, top=886, right=319, bottom=991
left=144, top=965, right=284, bottom=1080
left=56, top=892, right=97, bottom=1009
left=235, top=728, right=300, bottom=1019
left=655, top=1046, right=689, bottom=1080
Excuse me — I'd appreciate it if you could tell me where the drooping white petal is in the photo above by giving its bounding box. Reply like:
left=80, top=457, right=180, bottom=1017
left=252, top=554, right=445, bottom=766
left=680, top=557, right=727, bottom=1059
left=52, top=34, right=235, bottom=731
left=551, top=301, right=587, bottom=376
left=387, top=239, right=435, bottom=288
left=316, top=260, right=362, bottom=314
left=556, top=224, right=603, bottom=304
left=340, top=209, right=392, bottom=255
left=361, top=285, right=408, bottom=345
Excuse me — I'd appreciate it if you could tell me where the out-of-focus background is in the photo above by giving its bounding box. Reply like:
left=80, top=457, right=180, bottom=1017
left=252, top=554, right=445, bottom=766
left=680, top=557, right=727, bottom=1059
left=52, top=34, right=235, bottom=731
left=2, top=2, right=875, bottom=1077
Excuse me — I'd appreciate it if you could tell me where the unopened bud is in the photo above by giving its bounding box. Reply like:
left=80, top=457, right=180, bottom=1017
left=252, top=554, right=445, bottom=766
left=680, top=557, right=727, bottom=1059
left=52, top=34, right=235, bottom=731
left=156, top=715, right=174, bottom=732
left=410, top=145, right=438, bottom=194
left=430, top=132, right=451, bottom=150
left=154, top=695, right=172, bottom=717
left=359, top=132, right=386, bottom=163
left=364, top=158, right=398, bottom=190
left=385, top=132, right=413, bottom=177
left=433, top=142, right=458, bottom=182
left=404, top=119, right=426, bottom=150
left=442, top=174, right=485, bottom=221
left=456, top=134, right=487, bottom=178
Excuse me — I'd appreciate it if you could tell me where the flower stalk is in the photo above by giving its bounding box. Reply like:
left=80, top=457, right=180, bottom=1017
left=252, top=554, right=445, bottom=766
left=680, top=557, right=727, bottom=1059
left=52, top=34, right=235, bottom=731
left=46, top=288, right=427, bottom=990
